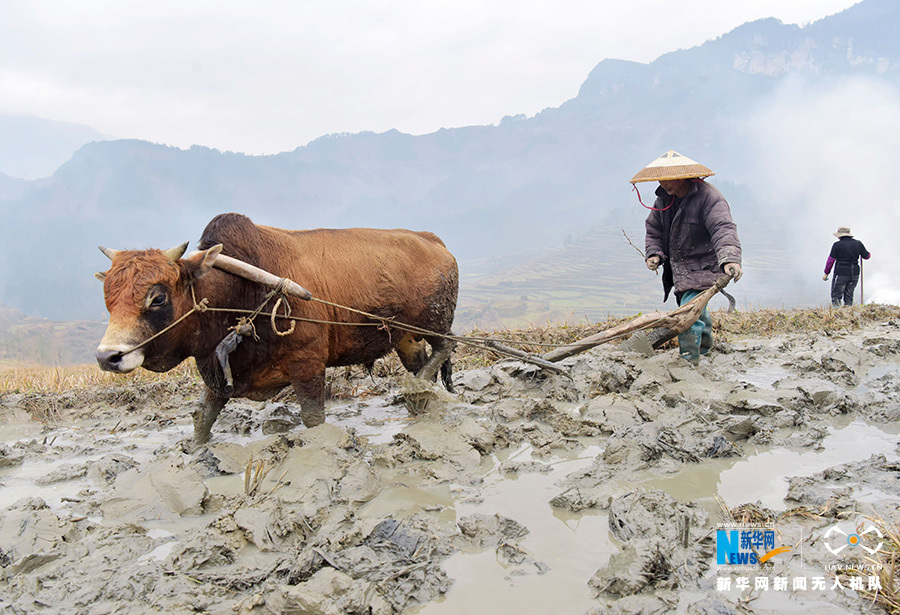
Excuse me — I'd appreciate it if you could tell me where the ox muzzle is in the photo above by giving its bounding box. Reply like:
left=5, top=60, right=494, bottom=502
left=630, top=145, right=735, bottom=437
left=96, top=342, right=145, bottom=373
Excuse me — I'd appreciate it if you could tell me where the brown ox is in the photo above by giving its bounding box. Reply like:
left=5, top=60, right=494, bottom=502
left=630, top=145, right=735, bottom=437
left=96, top=213, right=458, bottom=444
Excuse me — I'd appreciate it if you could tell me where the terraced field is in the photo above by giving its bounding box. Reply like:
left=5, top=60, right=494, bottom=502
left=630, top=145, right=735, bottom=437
left=456, top=227, right=659, bottom=330
left=0, top=305, right=106, bottom=366
left=455, top=221, right=799, bottom=330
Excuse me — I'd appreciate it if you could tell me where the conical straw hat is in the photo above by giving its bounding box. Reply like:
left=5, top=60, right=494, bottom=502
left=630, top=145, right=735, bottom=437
left=630, top=150, right=715, bottom=183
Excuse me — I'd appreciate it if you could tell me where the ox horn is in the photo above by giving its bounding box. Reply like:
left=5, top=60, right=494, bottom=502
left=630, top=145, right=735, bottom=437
left=163, top=242, right=189, bottom=262
left=98, top=246, right=120, bottom=260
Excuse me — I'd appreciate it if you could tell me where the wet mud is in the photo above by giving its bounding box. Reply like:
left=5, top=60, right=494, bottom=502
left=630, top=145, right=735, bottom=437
left=1, top=316, right=900, bottom=614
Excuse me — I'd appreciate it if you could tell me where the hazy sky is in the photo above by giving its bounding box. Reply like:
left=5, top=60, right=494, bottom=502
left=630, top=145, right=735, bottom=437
left=0, top=0, right=861, bottom=155
left=744, top=74, right=900, bottom=305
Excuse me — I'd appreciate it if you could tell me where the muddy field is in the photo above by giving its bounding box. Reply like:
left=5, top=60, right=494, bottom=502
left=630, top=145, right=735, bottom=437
left=2, top=311, right=900, bottom=614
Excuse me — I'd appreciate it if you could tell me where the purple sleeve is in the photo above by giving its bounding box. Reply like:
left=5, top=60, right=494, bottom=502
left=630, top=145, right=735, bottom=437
left=824, top=256, right=835, bottom=274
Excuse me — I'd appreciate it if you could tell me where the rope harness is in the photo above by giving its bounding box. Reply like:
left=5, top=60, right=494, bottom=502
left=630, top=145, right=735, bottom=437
left=116, top=270, right=731, bottom=387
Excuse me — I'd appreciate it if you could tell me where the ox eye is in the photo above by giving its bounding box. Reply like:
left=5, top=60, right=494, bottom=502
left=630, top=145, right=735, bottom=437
left=147, top=291, right=168, bottom=310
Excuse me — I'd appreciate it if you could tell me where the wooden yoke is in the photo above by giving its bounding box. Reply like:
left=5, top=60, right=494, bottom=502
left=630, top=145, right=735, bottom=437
left=190, top=249, right=313, bottom=301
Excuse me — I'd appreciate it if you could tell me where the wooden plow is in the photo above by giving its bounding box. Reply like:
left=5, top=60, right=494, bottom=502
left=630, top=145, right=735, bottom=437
left=486, top=274, right=736, bottom=369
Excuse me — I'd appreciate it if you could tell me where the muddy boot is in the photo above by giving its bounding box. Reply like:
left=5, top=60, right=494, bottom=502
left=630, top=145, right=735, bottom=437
left=681, top=351, right=701, bottom=367
left=699, top=311, right=714, bottom=356
left=677, top=323, right=703, bottom=366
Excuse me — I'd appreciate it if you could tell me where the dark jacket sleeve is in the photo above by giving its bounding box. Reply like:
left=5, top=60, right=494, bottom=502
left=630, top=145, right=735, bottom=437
left=702, top=190, right=741, bottom=267
left=645, top=210, right=665, bottom=259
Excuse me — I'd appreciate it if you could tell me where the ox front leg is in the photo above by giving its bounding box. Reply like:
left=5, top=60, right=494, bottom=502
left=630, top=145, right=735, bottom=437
left=292, top=363, right=327, bottom=428
left=193, top=386, right=228, bottom=445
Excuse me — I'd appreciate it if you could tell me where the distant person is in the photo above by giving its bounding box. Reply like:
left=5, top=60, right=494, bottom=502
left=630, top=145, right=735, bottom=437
left=822, top=226, right=870, bottom=306
left=631, top=150, right=742, bottom=366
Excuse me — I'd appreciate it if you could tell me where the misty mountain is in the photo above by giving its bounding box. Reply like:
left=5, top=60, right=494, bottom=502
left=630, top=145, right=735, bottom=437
left=1, top=0, right=897, bottom=329
left=0, top=303, right=105, bottom=365
left=0, top=113, right=113, bottom=180
left=0, top=171, right=30, bottom=201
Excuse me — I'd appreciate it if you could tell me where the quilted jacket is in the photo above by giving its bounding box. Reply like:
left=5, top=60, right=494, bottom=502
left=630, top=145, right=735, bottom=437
left=645, top=180, right=742, bottom=301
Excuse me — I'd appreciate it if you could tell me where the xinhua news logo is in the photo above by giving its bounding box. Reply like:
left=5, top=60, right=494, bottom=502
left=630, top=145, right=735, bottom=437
left=716, top=528, right=791, bottom=566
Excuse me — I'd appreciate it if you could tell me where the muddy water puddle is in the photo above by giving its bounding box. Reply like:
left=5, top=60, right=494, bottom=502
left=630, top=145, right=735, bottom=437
left=329, top=399, right=412, bottom=444
left=418, top=419, right=900, bottom=614
left=737, top=365, right=792, bottom=389
left=5, top=414, right=887, bottom=614
left=855, top=358, right=900, bottom=394
left=0, top=419, right=193, bottom=511
left=416, top=442, right=613, bottom=615
left=717, top=419, right=900, bottom=510
left=0, top=398, right=405, bottom=514
left=644, top=418, right=900, bottom=513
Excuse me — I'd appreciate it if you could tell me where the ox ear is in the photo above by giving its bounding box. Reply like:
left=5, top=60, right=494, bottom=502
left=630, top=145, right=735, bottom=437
left=185, top=244, right=223, bottom=278
left=94, top=271, right=107, bottom=282
left=163, top=242, right=189, bottom=262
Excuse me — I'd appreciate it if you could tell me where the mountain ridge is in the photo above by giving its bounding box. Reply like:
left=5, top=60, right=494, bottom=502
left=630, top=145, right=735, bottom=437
left=0, top=113, right=113, bottom=180
left=0, top=0, right=896, bottom=335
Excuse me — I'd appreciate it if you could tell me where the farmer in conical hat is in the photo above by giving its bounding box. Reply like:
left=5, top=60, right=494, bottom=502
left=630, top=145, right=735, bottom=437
left=631, top=150, right=742, bottom=365
left=822, top=226, right=870, bottom=306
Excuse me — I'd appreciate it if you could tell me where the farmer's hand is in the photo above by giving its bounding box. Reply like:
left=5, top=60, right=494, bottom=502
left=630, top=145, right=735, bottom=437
left=822, top=273, right=829, bottom=281
left=646, top=256, right=660, bottom=271
left=724, top=263, right=743, bottom=282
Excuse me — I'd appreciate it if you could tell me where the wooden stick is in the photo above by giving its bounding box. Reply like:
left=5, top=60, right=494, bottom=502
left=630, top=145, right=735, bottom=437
left=483, top=340, right=570, bottom=375
left=860, top=257, right=864, bottom=305
left=541, top=310, right=673, bottom=362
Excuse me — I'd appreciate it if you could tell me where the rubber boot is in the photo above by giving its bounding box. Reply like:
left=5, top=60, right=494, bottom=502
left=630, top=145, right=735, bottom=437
left=699, top=309, right=714, bottom=356
left=677, top=290, right=709, bottom=366
left=678, top=321, right=703, bottom=366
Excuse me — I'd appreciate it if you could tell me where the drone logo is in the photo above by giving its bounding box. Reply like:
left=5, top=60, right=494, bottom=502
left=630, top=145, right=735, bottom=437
left=823, top=524, right=883, bottom=556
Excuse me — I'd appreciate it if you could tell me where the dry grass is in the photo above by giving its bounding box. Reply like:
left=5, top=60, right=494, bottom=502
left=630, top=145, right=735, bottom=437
left=1, top=304, right=896, bottom=395
left=0, top=360, right=201, bottom=395
left=727, top=502, right=777, bottom=526
left=712, top=304, right=899, bottom=342
left=1, top=361, right=205, bottom=424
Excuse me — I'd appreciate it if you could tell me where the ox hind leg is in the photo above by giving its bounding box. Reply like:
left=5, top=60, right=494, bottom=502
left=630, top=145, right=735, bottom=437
left=421, top=335, right=455, bottom=392
left=193, top=386, right=228, bottom=445
left=395, top=332, right=455, bottom=392
left=292, top=362, right=327, bottom=428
